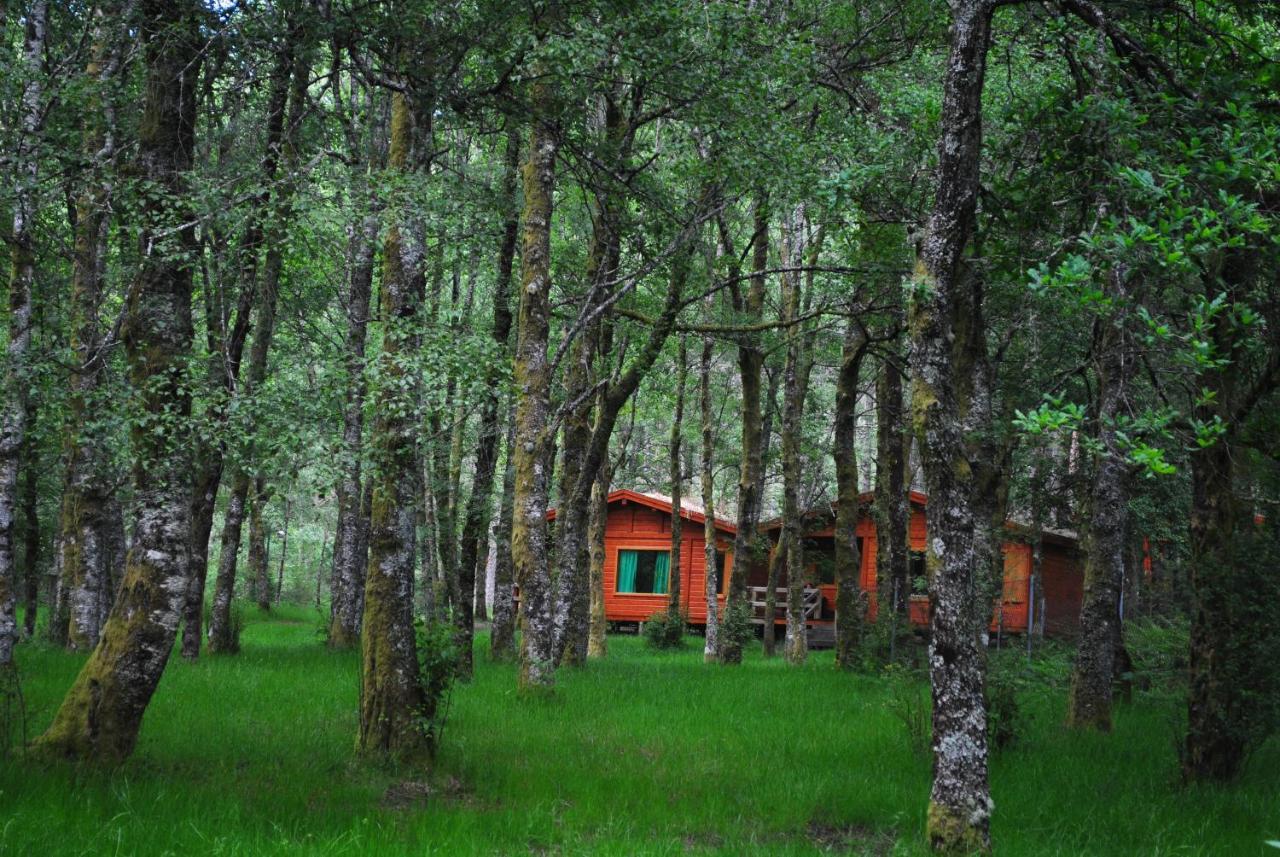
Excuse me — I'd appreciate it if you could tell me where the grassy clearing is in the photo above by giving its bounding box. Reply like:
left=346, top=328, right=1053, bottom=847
left=1, top=606, right=1276, bottom=855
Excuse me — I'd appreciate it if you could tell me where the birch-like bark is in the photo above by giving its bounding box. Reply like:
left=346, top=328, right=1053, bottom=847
left=357, top=89, right=429, bottom=756
left=699, top=333, right=720, bottom=662
left=907, top=1, right=1000, bottom=849
left=34, top=0, right=201, bottom=759
left=0, top=0, right=47, bottom=666
left=456, top=127, right=520, bottom=679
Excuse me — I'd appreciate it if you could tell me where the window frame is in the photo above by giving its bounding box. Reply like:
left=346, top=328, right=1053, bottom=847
left=613, top=546, right=672, bottom=596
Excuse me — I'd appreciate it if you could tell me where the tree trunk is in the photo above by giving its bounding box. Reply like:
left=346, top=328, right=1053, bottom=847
left=490, top=412, right=518, bottom=662
left=908, top=1, right=999, bottom=849
left=455, top=127, right=520, bottom=679
left=780, top=214, right=813, bottom=667
left=184, top=33, right=297, bottom=659
left=1182, top=248, right=1265, bottom=783
left=21, top=432, right=39, bottom=639
left=33, top=0, right=201, bottom=760
left=587, top=460, right=610, bottom=658
left=0, top=0, right=47, bottom=667
left=250, top=479, right=271, bottom=611
left=666, top=337, right=688, bottom=622
left=357, top=89, right=430, bottom=757
left=1067, top=267, right=1132, bottom=731
left=875, top=353, right=909, bottom=619
left=834, top=323, right=868, bottom=668
left=512, top=80, right=559, bottom=692
left=699, top=333, right=720, bottom=663
left=719, top=199, right=769, bottom=665
left=59, top=1, right=128, bottom=653
left=206, top=43, right=304, bottom=651
left=207, top=474, right=247, bottom=653
left=328, top=204, right=379, bottom=647
left=274, top=495, right=290, bottom=605
left=762, top=536, right=784, bottom=657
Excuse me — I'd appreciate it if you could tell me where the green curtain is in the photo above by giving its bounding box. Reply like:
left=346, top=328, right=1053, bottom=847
left=653, top=551, right=670, bottom=594
left=618, top=550, right=639, bottom=593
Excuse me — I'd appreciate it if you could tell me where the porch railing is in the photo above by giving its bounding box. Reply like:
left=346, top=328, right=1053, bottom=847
left=747, top=586, right=822, bottom=623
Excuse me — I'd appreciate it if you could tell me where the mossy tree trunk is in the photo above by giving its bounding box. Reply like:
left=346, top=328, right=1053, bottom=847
left=549, top=91, right=628, bottom=669
left=551, top=247, right=693, bottom=666
left=512, top=81, right=560, bottom=691
left=907, top=1, right=1001, bottom=850
left=1067, top=267, right=1133, bottom=731
left=834, top=323, right=868, bottom=669
left=456, top=127, right=520, bottom=679
left=780, top=211, right=816, bottom=667
left=0, top=0, right=46, bottom=667
left=699, top=332, right=720, bottom=663
left=59, top=1, right=129, bottom=652
left=719, top=198, right=769, bottom=665
left=586, top=458, right=610, bottom=658
left=33, top=0, right=201, bottom=759
left=357, top=89, right=430, bottom=757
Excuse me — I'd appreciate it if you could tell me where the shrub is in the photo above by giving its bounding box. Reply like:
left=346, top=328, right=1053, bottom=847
left=643, top=609, right=686, bottom=650
left=719, top=597, right=754, bottom=656
left=414, top=618, right=461, bottom=752
left=203, top=601, right=245, bottom=653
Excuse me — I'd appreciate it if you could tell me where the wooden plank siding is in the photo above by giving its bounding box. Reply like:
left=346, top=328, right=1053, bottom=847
left=548, top=489, right=1084, bottom=637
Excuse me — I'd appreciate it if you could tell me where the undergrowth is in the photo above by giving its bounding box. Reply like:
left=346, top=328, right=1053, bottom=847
left=0, top=603, right=1275, bottom=855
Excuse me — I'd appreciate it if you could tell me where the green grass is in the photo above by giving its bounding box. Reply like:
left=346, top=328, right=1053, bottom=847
left=1, top=606, right=1276, bottom=855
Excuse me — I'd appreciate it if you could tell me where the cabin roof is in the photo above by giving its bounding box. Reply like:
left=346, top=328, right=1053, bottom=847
left=547, top=488, right=737, bottom=535
left=759, top=491, right=1079, bottom=547
left=758, top=491, right=928, bottom=532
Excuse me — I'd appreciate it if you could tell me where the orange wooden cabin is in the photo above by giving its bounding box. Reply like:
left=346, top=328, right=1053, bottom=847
left=549, top=489, right=738, bottom=624
left=547, top=488, right=1084, bottom=637
left=753, top=493, right=1084, bottom=637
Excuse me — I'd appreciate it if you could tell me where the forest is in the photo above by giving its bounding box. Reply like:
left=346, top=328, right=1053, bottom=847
left=1, top=0, right=1279, bottom=854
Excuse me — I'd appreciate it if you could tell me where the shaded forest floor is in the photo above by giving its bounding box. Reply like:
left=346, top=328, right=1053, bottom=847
left=1, top=605, right=1277, bottom=855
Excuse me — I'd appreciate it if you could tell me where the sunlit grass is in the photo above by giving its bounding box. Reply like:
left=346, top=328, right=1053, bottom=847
left=1, top=605, right=1276, bottom=855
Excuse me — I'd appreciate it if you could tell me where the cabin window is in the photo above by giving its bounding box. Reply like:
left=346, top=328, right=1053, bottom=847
left=616, top=549, right=670, bottom=594
left=715, top=550, right=728, bottom=594
left=910, top=550, right=927, bottom=594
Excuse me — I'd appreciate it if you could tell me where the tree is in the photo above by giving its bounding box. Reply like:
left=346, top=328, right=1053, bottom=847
left=33, top=0, right=203, bottom=760
left=906, top=0, right=1002, bottom=849
left=357, top=88, right=429, bottom=756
